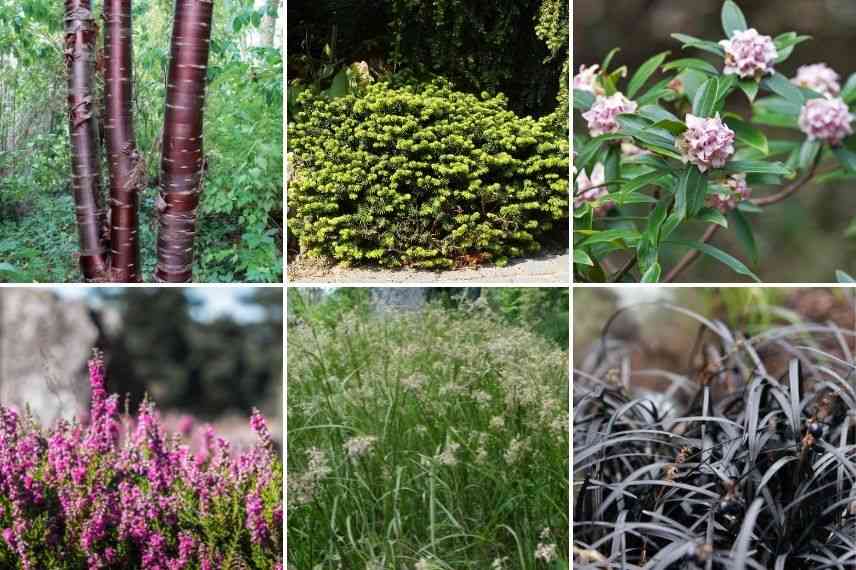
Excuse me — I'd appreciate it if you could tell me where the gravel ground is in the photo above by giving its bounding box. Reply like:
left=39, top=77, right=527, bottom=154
left=287, top=251, right=570, bottom=284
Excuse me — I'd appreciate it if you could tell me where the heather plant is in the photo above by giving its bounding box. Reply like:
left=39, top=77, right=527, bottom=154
left=287, top=301, right=569, bottom=569
left=574, top=303, right=856, bottom=568
left=573, top=0, right=856, bottom=283
left=0, top=355, right=283, bottom=569
left=288, top=79, right=569, bottom=269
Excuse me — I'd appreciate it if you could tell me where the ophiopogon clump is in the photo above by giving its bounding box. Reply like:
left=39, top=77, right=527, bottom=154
left=573, top=303, right=856, bottom=569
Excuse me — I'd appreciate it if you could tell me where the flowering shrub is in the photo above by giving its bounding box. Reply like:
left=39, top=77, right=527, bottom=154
left=573, top=0, right=856, bottom=283
left=0, top=356, right=283, bottom=569
left=288, top=304, right=569, bottom=569
left=289, top=79, right=569, bottom=269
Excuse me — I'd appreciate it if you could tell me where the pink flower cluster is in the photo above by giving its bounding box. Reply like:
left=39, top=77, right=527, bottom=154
left=792, top=63, right=841, bottom=98
left=581, top=92, right=638, bottom=137
left=707, top=173, right=751, bottom=213
left=574, top=163, right=614, bottom=216
left=799, top=97, right=854, bottom=146
left=676, top=114, right=736, bottom=172
left=0, top=356, right=283, bottom=569
left=719, top=28, right=777, bottom=79
left=572, top=64, right=604, bottom=95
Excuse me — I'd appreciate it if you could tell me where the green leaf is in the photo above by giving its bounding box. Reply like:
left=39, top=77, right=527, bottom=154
left=627, top=51, right=670, bottom=98
left=325, top=68, right=350, bottom=98
left=671, top=33, right=726, bottom=57
left=730, top=209, right=758, bottom=265
left=722, top=161, right=792, bottom=176
left=637, top=105, right=680, bottom=123
left=841, top=73, right=856, bottom=104
left=573, top=89, right=595, bottom=111
left=573, top=248, right=594, bottom=266
left=692, top=78, right=719, bottom=117
left=662, top=58, right=719, bottom=75
left=833, top=146, right=856, bottom=173
left=799, top=139, right=821, bottom=170
left=675, top=166, right=706, bottom=219
left=762, top=72, right=804, bottom=104
left=640, top=262, right=662, bottom=283
left=649, top=119, right=688, bottom=135
left=697, top=207, right=729, bottom=228
left=773, top=32, right=812, bottom=64
left=601, top=48, right=621, bottom=72
left=724, top=116, right=768, bottom=155
left=738, top=79, right=759, bottom=103
left=836, top=270, right=856, bottom=283
left=575, top=228, right=641, bottom=247
left=721, top=1, right=748, bottom=38
left=665, top=239, right=761, bottom=282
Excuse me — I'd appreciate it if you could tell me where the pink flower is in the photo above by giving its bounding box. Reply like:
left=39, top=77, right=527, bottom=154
left=574, top=163, right=613, bottom=216
left=792, top=63, right=841, bottom=98
left=581, top=92, right=638, bottom=136
left=799, top=97, right=854, bottom=145
left=676, top=114, right=735, bottom=172
left=719, top=28, right=777, bottom=79
left=573, top=64, right=604, bottom=95
left=707, top=173, right=751, bottom=213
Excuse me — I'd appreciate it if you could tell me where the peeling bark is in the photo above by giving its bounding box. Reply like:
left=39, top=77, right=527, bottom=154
left=155, top=0, right=215, bottom=283
left=103, top=0, right=142, bottom=282
left=64, top=0, right=110, bottom=281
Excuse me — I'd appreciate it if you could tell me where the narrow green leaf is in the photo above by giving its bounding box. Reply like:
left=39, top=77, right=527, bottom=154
left=721, top=0, right=748, bottom=38
left=738, top=78, right=759, bottom=103
left=841, top=73, right=856, bottom=104
left=671, top=33, right=726, bottom=57
left=833, top=146, right=856, bottom=173
left=627, top=51, right=670, bottom=98
left=799, top=139, right=821, bottom=170
left=762, top=72, right=805, bottom=104
left=665, top=239, right=761, bottom=282
left=722, top=161, right=792, bottom=176
left=601, top=48, right=621, bottom=72
left=724, top=116, right=768, bottom=155
left=675, top=166, right=706, bottom=219
left=662, top=58, right=719, bottom=75
left=692, top=78, right=719, bottom=117
left=697, top=207, right=729, bottom=228
left=573, top=249, right=594, bottom=266
left=573, top=89, right=595, bottom=111
left=730, top=209, right=758, bottom=266
left=641, top=263, right=662, bottom=283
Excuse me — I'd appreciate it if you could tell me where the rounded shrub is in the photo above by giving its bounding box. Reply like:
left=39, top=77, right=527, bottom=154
left=288, top=80, right=569, bottom=269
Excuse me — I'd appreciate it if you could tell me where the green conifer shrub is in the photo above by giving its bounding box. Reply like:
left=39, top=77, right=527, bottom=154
left=288, top=80, right=569, bottom=268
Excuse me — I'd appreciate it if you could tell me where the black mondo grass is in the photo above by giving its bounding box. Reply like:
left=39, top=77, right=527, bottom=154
left=573, top=303, right=856, bottom=569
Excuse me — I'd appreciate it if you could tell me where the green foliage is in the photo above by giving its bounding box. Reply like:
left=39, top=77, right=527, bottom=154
left=484, top=287, right=569, bottom=346
left=573, top=0, right=856, bottom=283
left=289, top=80, right=569, bottom=269
left=288, top=304, right=568, bottom=569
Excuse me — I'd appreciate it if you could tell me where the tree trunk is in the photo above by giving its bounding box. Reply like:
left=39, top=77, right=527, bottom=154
left=155, top=0, right=215, bottom=283
left=64, top=0, right=110, bottom=281
left=103, top=0, right=142, bottom=282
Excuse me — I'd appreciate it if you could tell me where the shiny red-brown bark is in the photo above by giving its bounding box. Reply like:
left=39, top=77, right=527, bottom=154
left=103, top=0, right=142, bottom=282
left=64, top=0, right=110, bottom=281
left=155, top=0, right=214, bottom=282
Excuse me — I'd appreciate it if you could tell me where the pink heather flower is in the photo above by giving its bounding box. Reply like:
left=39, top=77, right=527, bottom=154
left=676, top=114, right=736, bottom=172
left=581, top=92, right=638, bottom=136
left=719, top=28, right=777, bottom=79
left=573, top=64, right=604, bottom=95
left=707, top=173, right=751, bottom=213
left=177, top=415, right=194, bottom=437
left=792, top=63, right=841, bottom=98
left=799, top=97, right=854, bottom=145
left=574, top=163, right=613, bottom=216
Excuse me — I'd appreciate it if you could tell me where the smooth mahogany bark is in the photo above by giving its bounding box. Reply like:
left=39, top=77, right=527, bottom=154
left=155, top=0, right=214, bottom=282
left=64, top=0, right=110, bottom=281
left=103, top=0, right=142, bottom=282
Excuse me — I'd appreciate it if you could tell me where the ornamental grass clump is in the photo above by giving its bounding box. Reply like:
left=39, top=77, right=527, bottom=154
left=574, top=304, right=856, bottom=569
left=0, top=355, right=283, bottom=569
left=288, top=79, right=569, bottom=269
left=288, top=304, right=569, bottom=569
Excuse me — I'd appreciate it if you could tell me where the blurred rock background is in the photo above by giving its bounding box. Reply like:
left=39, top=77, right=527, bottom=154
left=0, top=288, right=282, bottom=448
left=575, top=0, right=856, bottom=281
